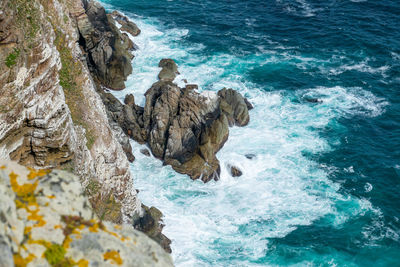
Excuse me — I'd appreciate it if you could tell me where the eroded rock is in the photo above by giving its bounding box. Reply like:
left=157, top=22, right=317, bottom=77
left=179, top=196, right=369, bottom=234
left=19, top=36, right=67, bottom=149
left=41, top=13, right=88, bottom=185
left=114, top=59, right=251, bottom=182
left=76, top=1, right=134, bottom=90
left=111, top=11, right=141, bottom=36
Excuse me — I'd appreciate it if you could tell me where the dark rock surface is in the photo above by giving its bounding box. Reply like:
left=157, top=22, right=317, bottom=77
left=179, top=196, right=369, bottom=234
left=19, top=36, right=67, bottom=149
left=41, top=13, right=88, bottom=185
left=107, top=59, right=252, bottom=182
left=245, top=154, right=256, bottom=159
left=133, top=205, right=172, bottom=253
left=229, top=165, right=243, bottom=177
left=77, top=1, right=134, bottom=90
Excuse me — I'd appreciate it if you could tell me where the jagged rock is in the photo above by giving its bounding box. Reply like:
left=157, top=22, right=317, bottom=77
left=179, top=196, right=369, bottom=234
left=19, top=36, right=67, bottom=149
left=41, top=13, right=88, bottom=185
left=133, top=205, right=172, bottom=253
left=140, top=148, right=151, bottom=157
left=158, top=58, right=180, bottom=81
left=229, top=165, right=243, bottom=177
left=76, top=1, right=134, bottom=89
left=0, top=160, right=173, bottom=266
left=218, top=88, right=251, bottom=126
left=111, top=11, right=141, bottom=36
left=128, top=59, right=250, bottom=182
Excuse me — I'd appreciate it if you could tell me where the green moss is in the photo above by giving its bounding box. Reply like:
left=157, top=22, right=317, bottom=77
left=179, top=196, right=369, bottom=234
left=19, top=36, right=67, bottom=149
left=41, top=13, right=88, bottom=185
left=5, top=49, right=20, bottom=68
left=44, top=244, right=72, bottom=267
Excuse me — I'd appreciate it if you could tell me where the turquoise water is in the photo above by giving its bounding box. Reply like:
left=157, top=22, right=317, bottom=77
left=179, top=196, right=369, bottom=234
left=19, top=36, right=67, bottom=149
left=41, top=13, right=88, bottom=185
left=101, top=0, right=400, bottom=265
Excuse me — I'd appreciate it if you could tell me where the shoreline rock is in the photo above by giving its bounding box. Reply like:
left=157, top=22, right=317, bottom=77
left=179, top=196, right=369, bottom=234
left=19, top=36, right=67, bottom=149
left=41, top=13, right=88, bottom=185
left=105, top=58, right=252, bottom=182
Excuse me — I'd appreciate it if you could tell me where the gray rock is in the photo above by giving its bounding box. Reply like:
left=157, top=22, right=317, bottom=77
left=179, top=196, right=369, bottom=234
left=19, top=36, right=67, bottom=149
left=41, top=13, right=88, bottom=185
left=111, top=11, right=141, bottom=36
left=0, top=160, right=173, bottom=266
left=218, top=88, right=251, bottom=126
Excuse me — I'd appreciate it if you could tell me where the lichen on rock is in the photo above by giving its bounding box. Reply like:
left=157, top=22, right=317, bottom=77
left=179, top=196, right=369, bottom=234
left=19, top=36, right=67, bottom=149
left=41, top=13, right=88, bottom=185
left=0, top=160, right=173, bottom=267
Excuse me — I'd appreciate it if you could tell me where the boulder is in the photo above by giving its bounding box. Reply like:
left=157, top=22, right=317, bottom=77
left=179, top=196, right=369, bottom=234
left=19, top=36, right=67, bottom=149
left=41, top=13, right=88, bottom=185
left=229, top=165, right=243, bottom=177
left=158, top=58, right=180, bottom=81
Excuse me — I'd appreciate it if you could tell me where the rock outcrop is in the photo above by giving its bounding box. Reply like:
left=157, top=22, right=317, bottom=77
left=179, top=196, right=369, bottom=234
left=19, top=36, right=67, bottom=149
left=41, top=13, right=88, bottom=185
left=133, top=205, right=172, bottom=253
left=106, top=59, right=252, bottom=182
left=0, top=160, right=173, bottom=267
left=77, top=0, right=134, bottom=90
left=111, top=11, right=141, bottom=37
left=0, top=0, right=141, bottom=224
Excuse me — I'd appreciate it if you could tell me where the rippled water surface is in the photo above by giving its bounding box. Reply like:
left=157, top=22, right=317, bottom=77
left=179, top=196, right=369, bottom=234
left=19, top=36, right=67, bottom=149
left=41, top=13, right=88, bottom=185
left=101, top=0, right=400, bottom=265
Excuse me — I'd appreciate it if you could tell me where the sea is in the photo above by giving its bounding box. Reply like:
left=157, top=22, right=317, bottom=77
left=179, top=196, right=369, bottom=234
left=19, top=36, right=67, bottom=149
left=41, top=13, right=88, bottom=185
left=100, top=0, right=400, bottom=266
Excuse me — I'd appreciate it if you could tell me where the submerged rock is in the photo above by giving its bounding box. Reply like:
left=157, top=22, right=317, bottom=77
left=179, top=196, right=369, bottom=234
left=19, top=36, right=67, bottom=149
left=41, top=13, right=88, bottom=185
left=304, top=97, right=323, bottom=103
left=245, top=154, right=256, bottom=160
left=0, top=160, right=173, bottom=266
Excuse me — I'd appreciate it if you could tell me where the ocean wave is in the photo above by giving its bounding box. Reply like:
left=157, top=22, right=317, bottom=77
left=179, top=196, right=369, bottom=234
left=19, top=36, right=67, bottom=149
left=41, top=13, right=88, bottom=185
left=102, top=4, right=391, bottom=266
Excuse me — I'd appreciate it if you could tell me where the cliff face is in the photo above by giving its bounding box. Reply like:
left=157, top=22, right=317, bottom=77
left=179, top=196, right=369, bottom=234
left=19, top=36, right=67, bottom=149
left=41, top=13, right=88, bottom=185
left=0, top=160, right=173, bottom=267
left=0, top=0, right=141, bottom=223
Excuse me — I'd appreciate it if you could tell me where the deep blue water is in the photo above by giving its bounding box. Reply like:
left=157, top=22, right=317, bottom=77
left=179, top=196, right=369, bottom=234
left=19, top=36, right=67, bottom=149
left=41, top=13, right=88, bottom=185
left=101, top=0, right=400, bottom=265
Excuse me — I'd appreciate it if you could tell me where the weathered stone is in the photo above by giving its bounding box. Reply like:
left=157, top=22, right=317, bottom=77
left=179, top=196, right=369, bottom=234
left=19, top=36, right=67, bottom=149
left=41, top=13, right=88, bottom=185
left=0, top=160, right=173, bottom=266
left=229, top=165, right=243, bottom=177
left=133, top=205, right=172, bottom=253
left=111, top=11, right=141, bottom=36
left=76, top=1, right=134, bottom=90
left=158, top=58, right=180, bottom=81
left=218, top=88, right=251, bottom=126
left=0, top=0, right=141, bottom=225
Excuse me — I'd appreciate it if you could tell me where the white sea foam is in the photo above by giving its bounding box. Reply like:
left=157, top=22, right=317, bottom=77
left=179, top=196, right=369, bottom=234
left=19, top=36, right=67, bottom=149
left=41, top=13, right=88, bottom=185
left=102, top=7, right=389, bottom=266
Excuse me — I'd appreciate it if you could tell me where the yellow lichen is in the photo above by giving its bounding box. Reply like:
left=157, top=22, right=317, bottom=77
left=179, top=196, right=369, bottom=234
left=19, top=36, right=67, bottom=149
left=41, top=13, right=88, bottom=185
left=88, top=222, right=99, bottom=233
left=13, top=253, right=36, bottom=267
left=27, top=168, right=50, bottom=180
left=0, top=165, right=6, bottom=169
left=103, top=250, right=123, bottom=265
left=76, top=259, right=89, bottom=267
left=9, top=172, right=38, bottom=198
left=62, top=235, right=72, bottom=249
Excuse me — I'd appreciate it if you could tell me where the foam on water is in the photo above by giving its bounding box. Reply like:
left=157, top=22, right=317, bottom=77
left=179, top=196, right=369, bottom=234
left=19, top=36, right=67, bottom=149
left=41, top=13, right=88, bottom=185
left=104, top=7, right=390, bottom=266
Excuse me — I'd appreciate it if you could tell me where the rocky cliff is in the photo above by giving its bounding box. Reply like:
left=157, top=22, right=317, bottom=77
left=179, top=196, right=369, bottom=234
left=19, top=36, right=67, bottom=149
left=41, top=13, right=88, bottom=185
left=0, top=160, right=173, bottom=267
left=0, top=0, right=140, bottom=225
